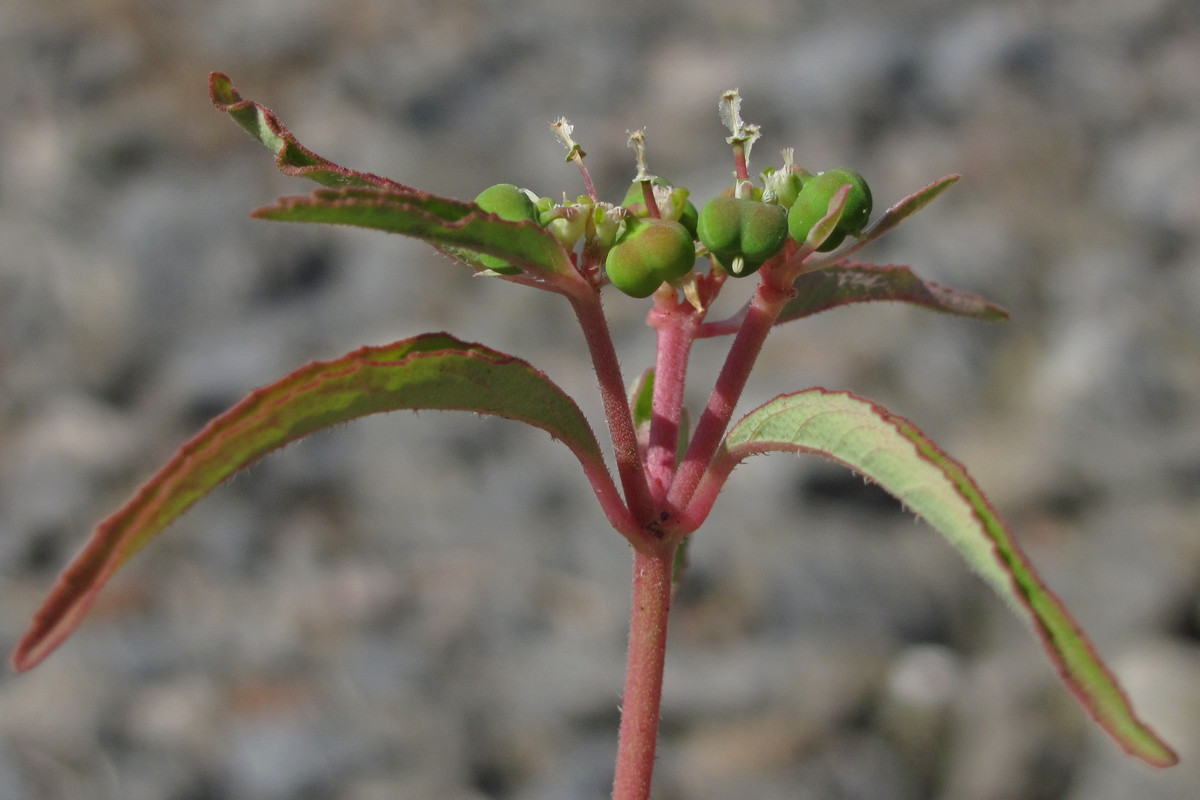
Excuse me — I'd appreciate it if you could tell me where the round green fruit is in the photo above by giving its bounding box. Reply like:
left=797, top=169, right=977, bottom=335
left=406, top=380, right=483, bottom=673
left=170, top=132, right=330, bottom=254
left=472, top=184, right=539, bottom=274
left=786, top=168, right=872, bottom=252
left=696, top=196, right=740, bottom=257
left=674, top=188, right=700, bottom=239
left=475, top=183, right=538, bottom=223
left=605, top=218, right=696, bottom=298
left=719, top=182, right=763, bottom=201
left=696, top=196, right=788, bottom=276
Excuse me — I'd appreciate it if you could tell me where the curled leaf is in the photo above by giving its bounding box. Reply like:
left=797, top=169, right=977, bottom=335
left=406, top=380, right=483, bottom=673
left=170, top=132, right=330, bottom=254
left=209, top=72, right=413, bottom=191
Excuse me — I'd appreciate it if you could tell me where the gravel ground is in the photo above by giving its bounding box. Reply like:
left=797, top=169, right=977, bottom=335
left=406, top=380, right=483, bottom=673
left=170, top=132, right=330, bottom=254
left=2, top=1, right=1199, bottom=799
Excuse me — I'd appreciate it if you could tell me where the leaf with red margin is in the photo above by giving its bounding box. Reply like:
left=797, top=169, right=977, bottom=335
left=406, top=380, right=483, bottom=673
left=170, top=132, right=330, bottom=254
left=776, top=262, right=1009, bottom=324
left=254, top=188, right=573, bottom=277
left=843, top=174, right=960, bottom=255
left=210, top=72, right=413, bottom=191
left=211, top=74, right=571, bottom=278
left=12, top=333, right=615, bottom=672
left=702, top=389, right=1177, bottom=767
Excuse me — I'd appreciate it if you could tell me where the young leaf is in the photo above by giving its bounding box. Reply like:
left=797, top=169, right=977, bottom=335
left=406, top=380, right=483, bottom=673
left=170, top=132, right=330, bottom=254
left=845, top=174, right=960, bottom=254
left=627, top=369, right=689, bottom=466
left=704, top=389, right=1177, bottom=767
left=210, top=72, right=414, bottom=192
left=776, top=263, right=1010, bottom=324
left=700, top=263, right=1007, bottom=338
left=255, top=187, right=573, bottom=277
left=12, top=333, right=616, bottom=672
left=803, top=182, right=851, bottom=251
left=630, top=368, right=655, bottom=429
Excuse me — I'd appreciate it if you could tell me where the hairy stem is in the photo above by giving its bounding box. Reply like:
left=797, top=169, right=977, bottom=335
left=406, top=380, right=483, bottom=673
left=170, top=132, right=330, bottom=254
left=567, top=289, right=656, bottom=528
left=668, top=270, right=793, bottom=513
left=612, top=541, right=677, bottom=800
left=646, top=297, right=697, bottom=502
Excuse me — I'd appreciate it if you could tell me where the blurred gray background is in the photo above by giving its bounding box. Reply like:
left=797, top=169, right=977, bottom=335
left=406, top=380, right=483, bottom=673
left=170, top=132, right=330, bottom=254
left=2, top=1, right=1199, bottom=798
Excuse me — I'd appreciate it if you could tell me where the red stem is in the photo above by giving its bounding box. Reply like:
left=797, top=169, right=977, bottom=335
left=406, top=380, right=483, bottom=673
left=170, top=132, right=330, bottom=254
left=732, top=141, right=750, bottom=182
left=612, top=541, right=677, bottom=800
left=572, top=154, right=599, bottom=203
left=645, top=297, right=697, bottom=502
left=567, top=288, right=656, bottom=527
left=667, top=270, right=793, bottom=512
left=641, top=180, right=662, bottom=218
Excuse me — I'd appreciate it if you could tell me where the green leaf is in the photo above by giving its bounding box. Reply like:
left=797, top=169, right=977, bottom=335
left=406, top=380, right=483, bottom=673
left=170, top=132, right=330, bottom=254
left=255, top=187, right=574, bottom=277
left=630, top=369, right=655, bottom=430
left=776, top=263, right=1010, bottom=324
left=853, top=174, right=959, bottom=249
left=794, top=175, right=959, bottom=270
left=803, top=182, right=849, bottom=251
left=209, top=72, right=413, bottom=191
left=12, top=333, right=609, bottom=672
left=627, top=368, right=690, bottom=467
left=712, top=389, right=1177, bottom=767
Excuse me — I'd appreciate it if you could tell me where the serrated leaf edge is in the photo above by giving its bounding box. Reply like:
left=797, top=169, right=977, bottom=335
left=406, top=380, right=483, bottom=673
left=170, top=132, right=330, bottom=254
left=714, top=388, right=1177, bottom=767
left=12, top=334, right=611, bottom=672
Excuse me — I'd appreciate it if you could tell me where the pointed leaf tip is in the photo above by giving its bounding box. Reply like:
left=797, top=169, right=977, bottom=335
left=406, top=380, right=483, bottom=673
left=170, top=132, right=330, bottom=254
left=12, top=333, right=614, bottom=671
left=712, top=389, right=1177, bottom=767
left=835, top=175, right=960, bottom=257
left=777, top=262, right=1009, bottom=324
left=209, top=73, right=413, bottom=192
left=208, top=72, right=245, bottom=111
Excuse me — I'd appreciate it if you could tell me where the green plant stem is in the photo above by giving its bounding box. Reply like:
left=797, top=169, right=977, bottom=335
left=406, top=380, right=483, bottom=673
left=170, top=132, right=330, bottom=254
left=612, top=540, right=677, bottom=800
left=567, top=289, right=656, bottom=528
left=668, top=270, right=793, bottom=515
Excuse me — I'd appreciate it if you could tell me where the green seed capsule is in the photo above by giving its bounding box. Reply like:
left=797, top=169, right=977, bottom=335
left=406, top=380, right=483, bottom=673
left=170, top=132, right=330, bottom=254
left=475, top=183, right=538, bottom=223
left=472, top=184, right=539, bottom=273
left=674, top=189, right=700, bottom=239
left=719, top=182, right=764, bottom=202
left=696, top=196, right=788, bottom=276
left=786, top=168, right=872, bottom=252
left=737, top=201, right=789, bottom=263
left=696, top=196, right=741, bottom=260
left=605, top=218, right=696, bottom=298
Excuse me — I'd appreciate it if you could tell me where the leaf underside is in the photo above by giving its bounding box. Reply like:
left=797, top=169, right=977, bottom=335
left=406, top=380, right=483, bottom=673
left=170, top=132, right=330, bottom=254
left=12, top=333, right=604, bottom=672
left=716, top=389, right=1177, bottom=767
left=255, top=188, right=573, bottom=276
left=777, top=262, right=1010, bottom=324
